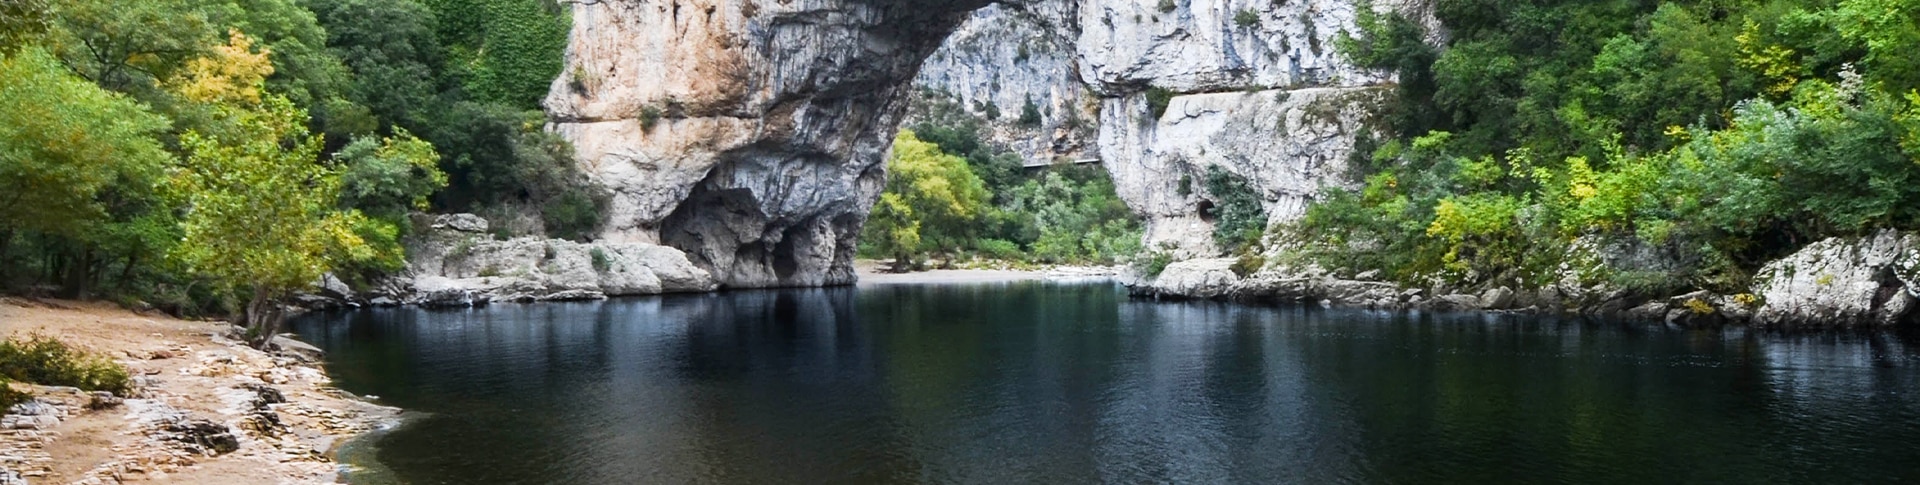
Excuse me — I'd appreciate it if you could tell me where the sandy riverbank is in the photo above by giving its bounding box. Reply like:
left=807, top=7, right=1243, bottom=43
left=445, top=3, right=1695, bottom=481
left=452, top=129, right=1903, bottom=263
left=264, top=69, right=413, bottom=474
left=853, top=259, right=1127, bottom=285
left=0, top=298, right=395, bottom=484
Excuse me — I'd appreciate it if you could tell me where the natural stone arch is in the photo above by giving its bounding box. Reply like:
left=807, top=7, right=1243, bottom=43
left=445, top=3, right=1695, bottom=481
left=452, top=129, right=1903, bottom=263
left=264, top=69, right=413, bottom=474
left=545, top=0, right=1009, bottom=288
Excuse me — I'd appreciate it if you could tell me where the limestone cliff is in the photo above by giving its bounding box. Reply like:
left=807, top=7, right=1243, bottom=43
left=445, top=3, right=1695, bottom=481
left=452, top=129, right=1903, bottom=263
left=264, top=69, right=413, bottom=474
left=915, top=0, right=1441, bottom=256
left=545, top=0, right=995, bottom=288
left=546, top=0, right=1441, bottom=286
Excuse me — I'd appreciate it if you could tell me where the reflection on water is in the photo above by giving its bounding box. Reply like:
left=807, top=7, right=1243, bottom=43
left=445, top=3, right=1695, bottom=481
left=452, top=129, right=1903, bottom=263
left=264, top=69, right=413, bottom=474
left=292, top=282, right=1920, bottom=484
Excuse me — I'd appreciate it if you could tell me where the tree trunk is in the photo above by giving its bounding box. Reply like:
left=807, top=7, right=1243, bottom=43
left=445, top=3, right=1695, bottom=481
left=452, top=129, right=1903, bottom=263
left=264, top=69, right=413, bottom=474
left=244, top=286, right=285, bottom=350
left=61, top=247, right=91, bottom=300
left=116, top=252, right=138, bottom=292
left=0, top=228, right=11, bottom=285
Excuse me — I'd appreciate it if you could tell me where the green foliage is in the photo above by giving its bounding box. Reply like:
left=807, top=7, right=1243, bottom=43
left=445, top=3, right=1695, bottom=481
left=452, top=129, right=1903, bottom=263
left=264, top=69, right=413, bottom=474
left=1018, top=96, right=1043, bottom=128
left=1306, top=1, right=1920, bottom=291
left=1201, top=166, right=1266, bottom=252
left=1230, top=252, right=1266, bottom=277
left=894, top=89, right=1143, bottom=266
left=1008, top=170, right=1144, bottom=264
left=1138, top=251, right=1175, bottom=277
left=0, top=335, right=132, bottom=395
left=0, top=48, right=172, bottom=240
left=424, top=0, right=569, bottom=109
left=589, top=247, right=610, bottom=272
left=336, top=129, right=447, bottom=223
left=428, top=101, right=603, bottom=240
left=1233, top=10, right=1260, bottom=29
left=1157, top=0, right=1177, bottom=13
left=639, top=105, right=663, bottom=130
left=307, top=0, right=441, bottom=132
left=0, top=0, right=50, bottom=53
left=1145, top=87, right=1175, bottom=119
left=0, top=377, right=26, bottom=409
left=862, top=131, right=992, bottom=268
left=542, top=190, right=606, bottom=242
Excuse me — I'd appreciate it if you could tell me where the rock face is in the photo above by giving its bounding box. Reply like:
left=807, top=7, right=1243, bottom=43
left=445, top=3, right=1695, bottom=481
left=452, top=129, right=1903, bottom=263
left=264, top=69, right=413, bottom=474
left=1752, top=230, right=1920, bottom=327
left=546, top=0, right=1000, bottom=288
left=397, top=215, right=718, bottom=306
left=912, top=3, right=1095, bottom=166
left=1101, top=87, right=1393, bottom=254
left=547, top=0, right=1446, bottom=285
left=917, top=0, right=1440, bottom=256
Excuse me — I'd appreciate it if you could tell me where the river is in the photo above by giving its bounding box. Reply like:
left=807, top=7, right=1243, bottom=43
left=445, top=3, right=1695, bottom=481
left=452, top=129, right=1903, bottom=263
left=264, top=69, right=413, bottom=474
left=290, top=281, right=1920, bottom=484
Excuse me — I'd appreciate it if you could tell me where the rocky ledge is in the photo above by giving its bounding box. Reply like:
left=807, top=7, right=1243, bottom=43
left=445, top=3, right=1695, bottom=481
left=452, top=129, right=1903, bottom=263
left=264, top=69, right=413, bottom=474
left=1133, top=230, right=1920, bottom=329
left=306, top=214, right=718, bottom=309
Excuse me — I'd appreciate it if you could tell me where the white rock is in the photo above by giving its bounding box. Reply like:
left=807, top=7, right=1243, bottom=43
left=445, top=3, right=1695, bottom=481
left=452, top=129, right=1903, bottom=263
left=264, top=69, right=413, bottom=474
left=1143, top=258, right=1242, bottom=299
left=430, top=213, right=490, bottom=234
left=1752, top=230, right=1920, bottom=327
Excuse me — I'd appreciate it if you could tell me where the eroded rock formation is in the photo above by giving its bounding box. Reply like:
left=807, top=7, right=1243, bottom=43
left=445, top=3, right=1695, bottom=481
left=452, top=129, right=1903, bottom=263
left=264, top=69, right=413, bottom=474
left=546, top=0, right=999, bottom=288
left=545, top=0, right=1443, bottom=285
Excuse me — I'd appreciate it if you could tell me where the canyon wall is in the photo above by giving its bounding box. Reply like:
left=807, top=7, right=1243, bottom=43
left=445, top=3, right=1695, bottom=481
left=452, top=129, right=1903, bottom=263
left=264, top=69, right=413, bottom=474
left=547, top=0, right=1440, bottom=286
left=915, top=0, right=1440, bottom=255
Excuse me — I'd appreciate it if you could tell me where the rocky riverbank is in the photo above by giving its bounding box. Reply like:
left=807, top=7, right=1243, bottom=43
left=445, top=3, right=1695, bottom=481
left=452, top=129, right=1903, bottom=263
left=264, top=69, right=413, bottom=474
left=300, top=214, right=717, bottom=309
left=0, top=298, right=396, bottom=484
left=1133, top=230, right=1920, bottom=329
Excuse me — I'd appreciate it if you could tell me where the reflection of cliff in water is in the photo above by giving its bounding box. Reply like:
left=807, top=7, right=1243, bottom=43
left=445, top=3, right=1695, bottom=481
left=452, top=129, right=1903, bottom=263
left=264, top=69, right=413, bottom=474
left=292, top=284, right=1920, bottom=484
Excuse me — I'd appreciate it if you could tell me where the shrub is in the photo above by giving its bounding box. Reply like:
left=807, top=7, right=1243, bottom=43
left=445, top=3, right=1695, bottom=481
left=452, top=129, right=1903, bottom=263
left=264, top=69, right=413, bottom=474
left=1234, top=10, right=1260, bottom=29
left=1157, top=0, right=1177, bottom=13
left=0, top=335, right=132, bottom=395
left=1018, top=96, right=1043, bottom=127
left=589, top=247, right=611, bottom=272
left=1146, top=87, right=1175, bottom=119
left=1139, top=251, right=1175, bottom=278
left=639, top=105, right=663, bottom=130
left=1230, top=252, right=1266, bottom=276
left=1202, top=166, right=1267, bottom=252
left=973, top=239, right=1023, bottom=261
left=542, top=189, right=605, bottom=242
left=0, top=377, right=28, bottom=409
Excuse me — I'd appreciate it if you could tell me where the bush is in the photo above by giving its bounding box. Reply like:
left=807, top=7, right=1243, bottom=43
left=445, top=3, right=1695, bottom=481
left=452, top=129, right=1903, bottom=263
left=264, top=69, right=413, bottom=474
left=1233, top=10, right=1260, bottom=29
left=1138, top=251, right=1175, bottom=277
left=542, top=189, right=606, bottom=242
left=1145, top=87, right=1175, bottom=119
left=973, top=239, right=1023, bottom=261
left=1157, top=0, right=1177, bottom=13
left=589, top=247, right=610, bottom=272
left=1202, top=166, right=1267, bottom=252
left=1018, top=96, right=1043, bottom=127
left=0, top=377, right=28, bottom=409
left=638, top=105, right=662, bottom=130
left=0, top=335, right=132, bottom=395
left=1230, top=252, right=1266, bottom=277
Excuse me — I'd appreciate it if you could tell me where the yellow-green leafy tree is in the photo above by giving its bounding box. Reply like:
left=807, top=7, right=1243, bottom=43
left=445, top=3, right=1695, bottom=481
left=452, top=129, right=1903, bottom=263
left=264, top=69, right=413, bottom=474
left=0, top=47, right=172, bottom=284
left=167, top=32, right=379, bottom=346
left=863, top=131, right=990, bottom=271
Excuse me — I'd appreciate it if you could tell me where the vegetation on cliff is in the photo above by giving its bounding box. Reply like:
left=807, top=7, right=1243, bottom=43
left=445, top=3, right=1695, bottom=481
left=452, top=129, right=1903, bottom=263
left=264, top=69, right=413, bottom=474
left=0, top=0, right=585, bottom=345
left=1299, top=0, right=1920, bottom=296
left=862, top=122, right=1143, bottom=269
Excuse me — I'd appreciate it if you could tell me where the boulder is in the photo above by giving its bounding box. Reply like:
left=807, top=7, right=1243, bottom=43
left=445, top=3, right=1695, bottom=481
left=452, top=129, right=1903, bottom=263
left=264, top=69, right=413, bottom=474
left=1479, top=287, right=1516, bottom=310
left=1139, top=259, right=1242, bottom=299
left=1752, top=230, right=1920, bottom=327
left=397, top=222, right=720, bottom=306
left=1431, top=294, right=1483, bottom=311
left=431, top=213, right=490, bottom=233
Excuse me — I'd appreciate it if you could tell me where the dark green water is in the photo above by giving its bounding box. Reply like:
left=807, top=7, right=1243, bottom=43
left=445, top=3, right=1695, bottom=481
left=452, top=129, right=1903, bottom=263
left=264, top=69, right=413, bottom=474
left=291, top=282, right=1920, bottom=484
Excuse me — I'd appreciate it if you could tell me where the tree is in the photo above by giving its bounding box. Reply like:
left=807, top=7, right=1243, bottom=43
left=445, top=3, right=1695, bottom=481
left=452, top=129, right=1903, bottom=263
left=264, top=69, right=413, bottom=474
left=308, top=0, right=442, bottom=132
left=167, top=32, right=379, bottom=346
left=0, top=0, right=51, bottom=52
left=336, top=129, right=447, bottom=224
left=0, top=47, right=172, bottom=284
left=863, top=131, right=991, bottom=270
left=424, top=0, right=569, bottom=109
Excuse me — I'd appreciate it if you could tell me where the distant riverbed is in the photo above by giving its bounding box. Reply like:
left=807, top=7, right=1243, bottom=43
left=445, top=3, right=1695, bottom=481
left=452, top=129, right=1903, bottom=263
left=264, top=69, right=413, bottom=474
left=293, top=281, right=1920, bottom=484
